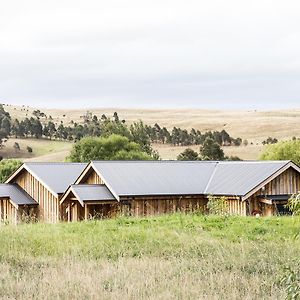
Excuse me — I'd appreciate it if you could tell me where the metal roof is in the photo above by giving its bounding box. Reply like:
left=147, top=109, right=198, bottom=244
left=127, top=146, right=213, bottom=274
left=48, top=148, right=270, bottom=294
left=71, top=184, right=116, bottom=202
left=205, top=160, right=290, bottom=196
left=0, top=184, right=37, bottom=206
left=91, top=160, right=292, bottom=199
left=24, top=163, right=87, bottom=195
left=92, top=161, right=217, bottom=199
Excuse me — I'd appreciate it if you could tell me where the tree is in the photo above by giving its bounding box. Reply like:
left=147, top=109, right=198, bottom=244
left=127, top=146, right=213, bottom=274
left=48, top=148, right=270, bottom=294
left=27, top=146, right=33, bottom=153
left=0, top=159, right=22, bottom=183
left=260, top=140, right=300, bottom=165
left=177, top=148, right=199, bottom=160
left=200, top=137, right=225, bottom=160
left=67, top=134, right=153, bottom=162
left=13, top=142, right=20, bottom=152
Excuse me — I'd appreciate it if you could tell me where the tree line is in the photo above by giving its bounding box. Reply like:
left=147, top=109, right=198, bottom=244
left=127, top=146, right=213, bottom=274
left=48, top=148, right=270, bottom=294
left=0, top=105, right=243, bottom=149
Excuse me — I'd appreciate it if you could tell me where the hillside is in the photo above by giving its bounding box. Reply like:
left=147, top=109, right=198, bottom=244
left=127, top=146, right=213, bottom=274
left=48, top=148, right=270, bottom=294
left=0, top=214, right=299, bottom=299
left=2, top=104, right=300, bottom=161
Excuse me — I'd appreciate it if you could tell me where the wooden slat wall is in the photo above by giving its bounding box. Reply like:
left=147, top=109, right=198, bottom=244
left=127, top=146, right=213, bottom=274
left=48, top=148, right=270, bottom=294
left=247, top=167, right=300, bottom=216
left=81, top=170, right=103, bottom=184
left=0, top=199, right=17, bottom=224
left=14, top=170, right=60, bottom=223
left=225, top=197, right=247, bottom=216
left=121, top=196, right=207, bottom=217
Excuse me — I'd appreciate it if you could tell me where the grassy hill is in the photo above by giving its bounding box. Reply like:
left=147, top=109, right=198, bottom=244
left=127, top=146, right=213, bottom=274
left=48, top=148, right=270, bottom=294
left=0, top=214, right=299, bottom=299
left=2, top=104, right=300, bottom=161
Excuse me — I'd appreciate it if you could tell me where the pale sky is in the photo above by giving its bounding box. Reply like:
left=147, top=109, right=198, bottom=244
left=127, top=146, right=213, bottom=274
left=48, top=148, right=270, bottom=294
left=1, top=0, right=300, bottom=109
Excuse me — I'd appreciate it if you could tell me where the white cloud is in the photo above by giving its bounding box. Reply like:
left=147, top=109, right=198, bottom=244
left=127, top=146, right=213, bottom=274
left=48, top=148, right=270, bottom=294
left=0, top=0, right=300, bottom=108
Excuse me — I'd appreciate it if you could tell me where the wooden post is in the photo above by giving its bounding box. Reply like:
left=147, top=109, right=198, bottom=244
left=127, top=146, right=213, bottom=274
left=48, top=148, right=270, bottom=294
left=67, top=202, right=71, bottom=222
left=84, top=204, right=89, bottom=221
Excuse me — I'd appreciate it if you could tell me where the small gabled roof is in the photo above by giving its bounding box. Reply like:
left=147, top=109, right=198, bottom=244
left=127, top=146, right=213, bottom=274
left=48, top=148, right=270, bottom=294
left=6, top=162, right=87, bottom=196
left=205, top=160, right=292, bottom=197
left=0, top=184, right=37, bottom=207
left=91, top=161, right=217, bottom=200
left=60, top=184, right=116, bottom=206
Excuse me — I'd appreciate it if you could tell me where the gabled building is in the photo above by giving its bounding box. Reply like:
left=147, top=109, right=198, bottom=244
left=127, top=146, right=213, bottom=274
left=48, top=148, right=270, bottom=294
left=4, top=162, right=87, bottom=223
left=60, top=160, right=300, bottom=221
left=1, top=160, right=299, bottom=223
left=0, top=184, right=38, bottom=224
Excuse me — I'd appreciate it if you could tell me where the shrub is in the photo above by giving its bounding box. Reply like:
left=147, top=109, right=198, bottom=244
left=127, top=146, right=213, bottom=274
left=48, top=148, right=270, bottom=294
left=26, top=146, right=33, bottom=153
left=207, top=195, right=229, bottom=215
left=0, top=159, right=22, bottom=182
left=286, top=194, right=300, bottom=216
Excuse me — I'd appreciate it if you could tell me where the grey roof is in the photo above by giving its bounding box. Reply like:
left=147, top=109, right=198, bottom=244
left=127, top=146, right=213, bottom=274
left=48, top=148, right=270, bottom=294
left=91, top=161, right=217, bottom=198
left=0, top=184, right=37, bottom=206
left=71, top=184, right=116, bottom=202
left=205, top=160, right=290, bottom=196
left=90, top=160, right=292, bottom=199
left=24, top=163, right=87, bottom=195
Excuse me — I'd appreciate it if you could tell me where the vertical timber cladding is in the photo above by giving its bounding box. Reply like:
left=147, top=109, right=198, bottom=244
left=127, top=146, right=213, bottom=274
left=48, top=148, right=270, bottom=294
left=122, top=195, right=208, bottom=217
left=14, top=170, right=59, bottom=223
left=224, top=197, right=247, bottom=216
left=0, top=199, right=17, bottom=223
left=247, top=167, right=300, bottom=215
left=81, top=169, right=104, bottom=184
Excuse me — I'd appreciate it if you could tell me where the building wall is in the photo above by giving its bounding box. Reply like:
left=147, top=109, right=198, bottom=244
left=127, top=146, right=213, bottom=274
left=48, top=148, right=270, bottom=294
left=0, top=199, right=17, bottom=223
left=122, top=196, right=207, bottom=217
left=14, top=170, right=60, bottom=223
left=246, top=167, right=300, bottom=216
left=224, top=197, right=247, bottom=216
left=80, top=169, right=103, bottom=184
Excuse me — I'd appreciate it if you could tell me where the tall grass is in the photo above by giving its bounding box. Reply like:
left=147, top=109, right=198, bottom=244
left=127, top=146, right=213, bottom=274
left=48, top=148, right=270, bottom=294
left=0, top=214, right=299, bottom=299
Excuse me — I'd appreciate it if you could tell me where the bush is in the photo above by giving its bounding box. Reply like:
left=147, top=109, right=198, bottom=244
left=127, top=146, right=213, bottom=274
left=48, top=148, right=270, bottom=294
left=26, top=146, right=33, bottom=153
left=67, top=134, right=152, bottom=162
left=285, top=194, right=300, bottom=216
left=0, top=159, right=22, bottom=182
left=260, top=140, right=300, bottom=165
left=207, top=195, right=229, bottom=215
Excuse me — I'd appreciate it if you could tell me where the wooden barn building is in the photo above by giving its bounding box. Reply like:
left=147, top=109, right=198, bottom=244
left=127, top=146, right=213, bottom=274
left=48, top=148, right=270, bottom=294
left=60, top=160, right=300, bottom=221
left=2, top=163, right=86, bottom=223
left=0, top=160, right=299, bottom=223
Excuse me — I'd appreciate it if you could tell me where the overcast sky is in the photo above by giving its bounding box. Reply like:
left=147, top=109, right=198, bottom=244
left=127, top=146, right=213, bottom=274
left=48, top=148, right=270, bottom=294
left=1, top=0, right=300, bottom=109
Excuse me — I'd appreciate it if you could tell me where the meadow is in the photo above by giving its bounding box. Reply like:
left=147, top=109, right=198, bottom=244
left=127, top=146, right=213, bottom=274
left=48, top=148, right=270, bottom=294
left=1, top=214, right=299, bottom=299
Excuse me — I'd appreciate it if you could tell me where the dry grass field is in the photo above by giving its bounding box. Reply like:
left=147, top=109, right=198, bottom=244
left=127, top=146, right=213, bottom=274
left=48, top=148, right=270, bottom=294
left=2, top=104, right=300, bottom=161
left=0, top=214, right=299, bottom=299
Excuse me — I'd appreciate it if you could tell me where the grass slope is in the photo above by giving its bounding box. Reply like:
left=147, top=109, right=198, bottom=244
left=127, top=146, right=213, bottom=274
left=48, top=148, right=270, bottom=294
left=1, top=214, right=299, bottom=299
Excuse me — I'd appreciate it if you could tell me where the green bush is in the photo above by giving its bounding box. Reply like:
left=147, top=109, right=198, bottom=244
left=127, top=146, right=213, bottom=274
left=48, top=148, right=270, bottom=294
left=0, top=159, right=22, bottom=183
left=260, top=140, right=300, bottom=165
left=286, top=194, right=300, bottom=216
left=207, top=195, right=229, bottom=215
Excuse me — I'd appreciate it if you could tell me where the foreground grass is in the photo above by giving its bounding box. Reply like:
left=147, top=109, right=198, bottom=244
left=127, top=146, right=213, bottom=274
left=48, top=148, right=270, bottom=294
left=1, top=214, right=299, bottom=299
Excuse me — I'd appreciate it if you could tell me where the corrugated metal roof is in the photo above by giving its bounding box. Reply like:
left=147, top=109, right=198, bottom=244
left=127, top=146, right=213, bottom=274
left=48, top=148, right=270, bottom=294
left=92, top=161, right=218, bottom=198
left=205, top=161, right=289, bottom=196
left=25, top=163, right=87, bottom=194
left=91, top=160, right=291, bottom=199
left=0, top=184, right=37, bottom=206
left=71, top=184, right=116, bottom=202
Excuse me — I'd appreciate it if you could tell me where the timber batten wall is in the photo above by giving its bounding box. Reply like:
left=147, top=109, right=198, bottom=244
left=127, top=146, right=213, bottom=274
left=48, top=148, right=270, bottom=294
left=247, top=167, right=300, bottom=215
left=0, top=199, right=17, bottom=223
left=14, top=170, right=60, bottom=223
left=81, top=169, right=103, bottom=184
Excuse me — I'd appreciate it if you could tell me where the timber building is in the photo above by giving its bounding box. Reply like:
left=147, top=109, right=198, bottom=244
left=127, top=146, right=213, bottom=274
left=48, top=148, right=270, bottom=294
left=0, top=160, right=299, bottom=223
left=60, top=160, right=300, bottom=221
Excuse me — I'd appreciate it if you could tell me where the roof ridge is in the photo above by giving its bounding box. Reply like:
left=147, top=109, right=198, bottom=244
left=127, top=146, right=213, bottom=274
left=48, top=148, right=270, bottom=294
left=92, top=160, right=216, bottom=163
left=25, top=162, right=86, bottom=165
